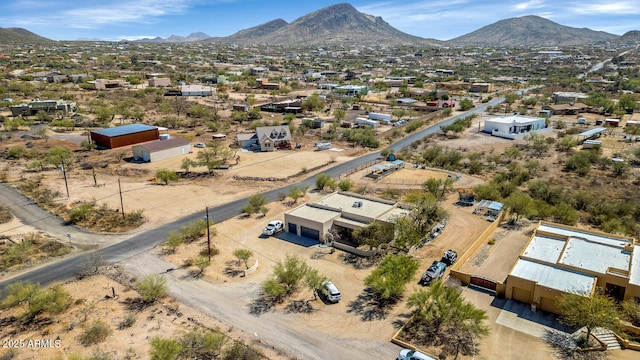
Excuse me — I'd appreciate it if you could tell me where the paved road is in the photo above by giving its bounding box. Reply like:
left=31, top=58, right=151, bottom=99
left=0, top=95, right=509, bottom=358
left=0, top=95, right=507, bottom=288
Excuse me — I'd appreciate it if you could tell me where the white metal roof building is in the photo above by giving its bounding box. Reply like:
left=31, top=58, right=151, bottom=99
left=483, top=115, right=547, bottom=139
left=505, top=221, right=639, bottom=314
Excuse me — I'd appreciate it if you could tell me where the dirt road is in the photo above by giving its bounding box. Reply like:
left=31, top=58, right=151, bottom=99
left=124, top=252, right=400, bottom=360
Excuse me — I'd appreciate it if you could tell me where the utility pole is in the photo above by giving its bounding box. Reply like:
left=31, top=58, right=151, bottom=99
left=206, top=206, right=211, bottom=260
left=92, top=168, right=97, bottom=187
left=118, top=178, right=125, bottom=220
left=61, top=158, right=69, bottom=198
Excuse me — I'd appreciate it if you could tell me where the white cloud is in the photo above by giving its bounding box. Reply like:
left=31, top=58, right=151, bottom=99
left=61, top=0, right=193, bottom=27
left=511, top=0, right=546, bottom=11
left=570, top=1, right=640, bottom=15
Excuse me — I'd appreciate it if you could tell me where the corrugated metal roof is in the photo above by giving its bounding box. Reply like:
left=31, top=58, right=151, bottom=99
left=578, top=127, right=607, bottom=137
left=92, top=124, right=157, bottom=137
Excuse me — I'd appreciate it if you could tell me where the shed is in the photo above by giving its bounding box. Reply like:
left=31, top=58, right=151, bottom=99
left=90, top=124, right=159, bottom=149
left=132, top=137, right=191, bottom=162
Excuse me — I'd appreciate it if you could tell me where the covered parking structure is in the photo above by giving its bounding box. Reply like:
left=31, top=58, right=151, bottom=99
left=577, top=127, right=606, bottom=143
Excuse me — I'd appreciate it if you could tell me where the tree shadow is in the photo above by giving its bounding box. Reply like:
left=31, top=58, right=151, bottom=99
left=284, top=300, right=315, bottom=314
left=248, top=296, right=276, bottom=317
left=121, top=297, right=152, bottom=312
left=339, top=253, right=380, bottom=270
left=392, top=312, right=413, bottom=329
left=543, top=329, right=608, bottom=360
left=224, top=260, right=243, bottom=277
left=347, top=288, right=398, bottom=321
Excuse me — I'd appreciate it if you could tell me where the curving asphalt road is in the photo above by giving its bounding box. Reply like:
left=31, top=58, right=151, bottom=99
left=0, top=95, right=508, bottom=290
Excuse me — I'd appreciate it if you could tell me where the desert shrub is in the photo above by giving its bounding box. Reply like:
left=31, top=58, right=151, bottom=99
left=0, top=282, right=72, bottom=319
left=164, top=230, right=183, bottom=254
left=150, top=337, right=182, bottom=360
left=79, top=320, right=112, bottom=346
left=223, top=340, right=261, bottom=360
left=135, top=274, right=167, bottom=303
left=118, top=314, right=136, bottom=330
left=180, top=219, right=207, bottom=243
left=179, top=328, right=227, bottom=358
left=68, top=202, right=96, bottom=224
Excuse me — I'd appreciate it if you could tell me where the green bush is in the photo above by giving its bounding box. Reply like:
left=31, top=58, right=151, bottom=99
left=135, top=274, right=167, bottom=303
left=150, top=337, right=182, bottom=360
left=79, top=320, right=112, bottom=346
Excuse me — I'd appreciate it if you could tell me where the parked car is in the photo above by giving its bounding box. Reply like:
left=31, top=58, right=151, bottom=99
left=319, top=281, right=341, bottom=303
left=442, top=249, right=458, bottom=266
left=397, top=348, right=436, bottom=360
left=419, top=260, right=446, bottom=286
left=393, top=120, right=407, bottom=127
left=193, top=142, right=206, bottom=148
left=262, top=220, right=283, bottom=236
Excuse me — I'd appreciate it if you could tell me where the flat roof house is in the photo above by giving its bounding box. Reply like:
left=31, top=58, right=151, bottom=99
left=180, top=84, right=214, bottom=96
left=148, top=77, right=171, bottom=87
left=505, top=222, right=640, bottom=314
left=483, top=115, right=546, bottom=139
left=284, top=192, right=410, bottom=242
left=90, top=124, right=159, bottom=149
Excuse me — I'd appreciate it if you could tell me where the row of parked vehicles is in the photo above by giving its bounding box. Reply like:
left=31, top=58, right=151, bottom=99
left=418, top=249, right=458, bottom=286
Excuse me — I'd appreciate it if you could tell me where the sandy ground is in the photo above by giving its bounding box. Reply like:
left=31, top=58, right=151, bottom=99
left=457, top=220, right=537, bottom=282
left=0, top=274, right=284, bottom=360
left=5, top=115, right=637, bottom=358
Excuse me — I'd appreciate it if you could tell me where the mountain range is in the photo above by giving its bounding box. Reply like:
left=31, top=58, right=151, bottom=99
left=0, top=27, right=54, bottom=46
left=1, top=3, right=637, bottom=48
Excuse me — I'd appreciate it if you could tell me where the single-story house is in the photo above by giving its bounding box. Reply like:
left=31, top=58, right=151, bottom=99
left=10, top=99, right=76, bottom=117
left=543, top=103, right=590, bottom=115
left=284, top=192, right=411, bottom=242
left=504, top=222, right=640, bottom=314
left=89, top=79, right=124, bottom=90
left=180, top=84, right=214, bottom=96
left=132, top=137, right=191, bottom=162
left=469, top=83, right=496, bottom=93
left=483, top=115, right=546, bottom=139
left=148, top=77, right=171, bottom=87
left=256, top=125, right=291, bottom=152
left=236, top=133, right=258, bottom=149
left=90, top=124, right=159, bottom=149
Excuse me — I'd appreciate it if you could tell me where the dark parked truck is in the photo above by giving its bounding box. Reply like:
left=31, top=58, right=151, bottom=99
left=419, top=260, right=446, bottom=286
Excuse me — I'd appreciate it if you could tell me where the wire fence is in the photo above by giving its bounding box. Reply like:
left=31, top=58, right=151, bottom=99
left=379, top=178, right=423, bottom=185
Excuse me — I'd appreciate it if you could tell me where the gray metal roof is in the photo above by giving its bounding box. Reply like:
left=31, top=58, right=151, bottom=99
left=91, top=124, right=157, bottom=137
left=132, top=137, right=190, bottom=152
left=578, top=127, right=607, bottom=137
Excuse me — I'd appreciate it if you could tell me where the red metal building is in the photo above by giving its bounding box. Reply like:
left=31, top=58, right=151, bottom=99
left=90, top=124, right=159, bottom=149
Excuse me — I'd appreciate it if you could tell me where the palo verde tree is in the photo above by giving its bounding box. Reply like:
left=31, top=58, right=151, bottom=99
left=556, top=290, right=619, bottom=342
left=156, top=168, right=179, bottom=185
left=233, top=248, right=253, bottom=269
left=406, top=280, right=489, bottom=359
left=261, top=255, right=311, bottom=302
left=242, top=194, right=268, bottom=216
left=364, top=254, right=419, bottom=302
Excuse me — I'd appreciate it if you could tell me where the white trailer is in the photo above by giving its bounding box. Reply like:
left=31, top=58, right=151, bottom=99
left=368, top=112, right=392, bottom=122
left=355, top=117, right=379, bottom=128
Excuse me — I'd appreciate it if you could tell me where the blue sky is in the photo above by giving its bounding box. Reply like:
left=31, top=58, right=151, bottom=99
left=1, top=0, right=639, bottom=41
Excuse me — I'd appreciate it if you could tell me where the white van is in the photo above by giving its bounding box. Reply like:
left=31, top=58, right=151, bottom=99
left=320, top=281, right=341, bottom=303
